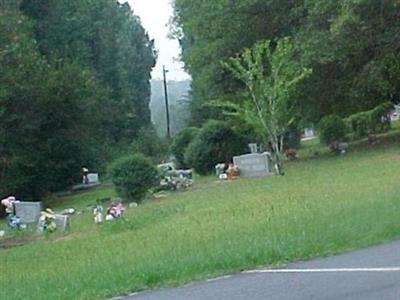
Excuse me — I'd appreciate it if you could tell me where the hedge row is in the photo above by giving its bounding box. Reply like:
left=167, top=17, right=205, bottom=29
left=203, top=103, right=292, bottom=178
left=318, top=102, right=393, bottom=145
left=344, top=102, right=392, bottom=140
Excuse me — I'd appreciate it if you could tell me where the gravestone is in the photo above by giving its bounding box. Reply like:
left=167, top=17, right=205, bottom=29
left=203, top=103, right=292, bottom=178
left=87, top=173, right=99, bottom=184
left=303, top=128, right=315, bottom=138
left=54, top=214, right=70, bottom=231
left=233, top=152, right=272, bottom=177
left=248, top=143, right=258, bottom=153
left=14, top=202, right=41, bottom=225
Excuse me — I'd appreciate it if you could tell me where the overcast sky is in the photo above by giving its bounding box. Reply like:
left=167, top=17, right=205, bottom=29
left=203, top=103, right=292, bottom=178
left=124, top=0, right=190, bottom=81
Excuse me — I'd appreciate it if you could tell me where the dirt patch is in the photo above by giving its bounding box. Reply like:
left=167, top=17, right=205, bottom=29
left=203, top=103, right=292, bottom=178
left=0, top=235, right=40, bottom=250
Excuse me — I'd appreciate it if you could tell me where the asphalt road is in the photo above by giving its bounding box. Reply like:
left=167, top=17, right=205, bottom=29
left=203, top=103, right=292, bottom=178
left=117, top=240, right=400, bottom=300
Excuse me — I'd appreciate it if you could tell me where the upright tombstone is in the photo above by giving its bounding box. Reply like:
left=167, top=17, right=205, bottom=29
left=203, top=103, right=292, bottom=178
left=54, top=214, right=70, bottom=231
left=303, top=128, right=315, bottom=139
left=87, top=173, right=99, bottom=184
left=248, top=143, right=258, bottom=153
left=14, top=202, right=42, bottom=225
left=233, top=152, right=272, bottom=177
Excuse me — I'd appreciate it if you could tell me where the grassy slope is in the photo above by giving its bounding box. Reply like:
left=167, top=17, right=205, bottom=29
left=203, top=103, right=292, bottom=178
left=1, top=137, right=400, bottom=299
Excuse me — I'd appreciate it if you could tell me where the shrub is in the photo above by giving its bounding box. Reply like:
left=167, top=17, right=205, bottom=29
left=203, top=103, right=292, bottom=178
left=110, top=154, right=159, bottom=203
left=370, top=102, right=392, bottom=133
left=170, top=127, right=200, bottom=168
left=346, top=111, right=370, bottom=139
left=344, top=102, right=393, bottom=140
left=184, top=120, right=246, bottom=175
left=318, top=115, right=347, bottom=145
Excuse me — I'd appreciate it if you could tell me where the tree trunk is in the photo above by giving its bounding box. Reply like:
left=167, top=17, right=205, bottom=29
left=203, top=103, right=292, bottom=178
left=271, top=140, right=284, bottom=176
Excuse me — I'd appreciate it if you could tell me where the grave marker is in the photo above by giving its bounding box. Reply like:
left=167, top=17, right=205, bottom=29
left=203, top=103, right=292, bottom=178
left=54, top=214, right=70, bottom=231
left=87, top=173, right=99, bottom=184
left=14, top=202, right=41, bottom=225
left=233, top=152, right=272, bottom=177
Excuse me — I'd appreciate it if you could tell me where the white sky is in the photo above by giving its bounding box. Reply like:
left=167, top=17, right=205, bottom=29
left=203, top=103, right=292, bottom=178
left=124, top=0, right=190, bottom=81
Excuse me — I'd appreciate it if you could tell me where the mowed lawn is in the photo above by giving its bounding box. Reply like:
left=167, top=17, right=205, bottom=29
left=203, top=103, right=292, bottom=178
left=2, top=141, right=400, bottom=300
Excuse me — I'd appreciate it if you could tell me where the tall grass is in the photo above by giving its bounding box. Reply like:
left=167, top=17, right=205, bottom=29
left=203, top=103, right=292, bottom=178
left=1, top=143, right=400, bottom=299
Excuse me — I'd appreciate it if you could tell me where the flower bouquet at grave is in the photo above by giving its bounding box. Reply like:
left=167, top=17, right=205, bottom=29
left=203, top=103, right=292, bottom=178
left=1, top=196, right=21, bottom=229
left=39, top=209, right=57, bottom=233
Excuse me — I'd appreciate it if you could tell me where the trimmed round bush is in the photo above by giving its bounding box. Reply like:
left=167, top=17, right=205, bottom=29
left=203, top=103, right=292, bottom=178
left=318, top=114, right=347, bottom=145
left=170, top=127, right=200, bottom=168
left=110, top=154, right=159, bottom=203
left=184, top=120, right=246, bottom=175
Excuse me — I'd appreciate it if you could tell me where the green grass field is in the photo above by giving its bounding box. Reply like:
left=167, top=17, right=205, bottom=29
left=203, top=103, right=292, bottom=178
left=1, top=134, right=400, bottom=300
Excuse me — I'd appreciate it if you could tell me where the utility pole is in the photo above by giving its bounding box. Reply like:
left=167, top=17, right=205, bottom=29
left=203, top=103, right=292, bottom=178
left=163, top=65, right=171, bottom=138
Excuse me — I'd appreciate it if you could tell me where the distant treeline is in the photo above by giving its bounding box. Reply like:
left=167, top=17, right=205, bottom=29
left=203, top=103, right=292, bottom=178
left=150, top=79, right=191, bottom=137
left=0, top=1, right=156, bottom=199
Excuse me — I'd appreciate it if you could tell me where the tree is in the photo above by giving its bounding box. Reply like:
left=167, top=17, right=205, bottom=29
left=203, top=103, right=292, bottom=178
left=0, top=12, right=106, bottom=198
left=224, top=39, right=311, bottom=175
left=172, top=0, right=400, bottom=126
left=20, top=0, right=156, bottom=143
left=0, top=1, right=158, bottom=199
left=171, top=0, right=304, bottom=125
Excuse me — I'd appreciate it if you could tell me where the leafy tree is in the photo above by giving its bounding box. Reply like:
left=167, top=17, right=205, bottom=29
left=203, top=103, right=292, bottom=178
left=20, top=0, right=156, bottom=143
left=0, top=12, right=106, bottom=198
left=224, top=39, right=311, bottom=175
left=171, top=0, right=304, bottom=124
left=172, top=0, right=400, bottom=126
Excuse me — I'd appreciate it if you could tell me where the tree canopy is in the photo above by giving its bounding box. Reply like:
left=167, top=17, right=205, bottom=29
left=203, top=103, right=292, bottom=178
left=172, top=0, right=400, bottom=124
left=0, top=1, right=156, bottom=198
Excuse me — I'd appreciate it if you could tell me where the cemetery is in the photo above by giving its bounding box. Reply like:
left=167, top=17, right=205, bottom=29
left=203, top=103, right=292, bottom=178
left=1, top=2, right=399, bottom=299
left=1, top=126, right=400, bottom=299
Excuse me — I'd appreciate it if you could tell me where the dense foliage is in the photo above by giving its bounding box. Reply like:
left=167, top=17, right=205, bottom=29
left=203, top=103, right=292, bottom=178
left=318, top=115, right=347, bottom=145
left=110, top=154, right=159, bottom=203
left=172, top=0, right=400, bottom=124
left=184, top=121, right=246, bottom=175
left=0, top=2, right=155, bottom=199
left=345, top=102, right=392, bottom=139
left=20, top=0, right=156, bottom=143
left=131, top=127, right=170, bottom=164
left=170, top=127, right=200, bottom=168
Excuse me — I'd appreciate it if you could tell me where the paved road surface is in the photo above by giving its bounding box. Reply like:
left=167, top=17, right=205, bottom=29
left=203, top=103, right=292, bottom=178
left=117, top=240, right=400, bottom=300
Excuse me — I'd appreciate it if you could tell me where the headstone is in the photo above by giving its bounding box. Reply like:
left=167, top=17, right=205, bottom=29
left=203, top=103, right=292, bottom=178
left=233, top=152, right=272, bottom=177
left=303, top=128, right=315, bottom=138
left=248, top=143, right=258, bottom=153
left=87, top=173, right=99, bottom=184
left=54, top=214, right=70, bottom=231
left=215, top=163, right=226, bottom=176
left=14, top=202, right=41, bottom=225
